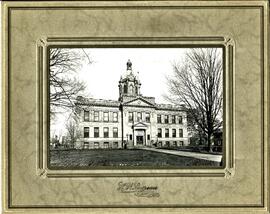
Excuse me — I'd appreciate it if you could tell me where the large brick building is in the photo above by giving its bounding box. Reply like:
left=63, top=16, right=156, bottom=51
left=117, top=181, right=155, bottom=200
left=74, top=60, right=189, bottom=149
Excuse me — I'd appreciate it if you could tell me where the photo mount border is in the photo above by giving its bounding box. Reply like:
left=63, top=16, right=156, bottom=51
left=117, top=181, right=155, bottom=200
left=36, top=36, right=234, bottom=179
left=2, top=1, right=268, bottom=212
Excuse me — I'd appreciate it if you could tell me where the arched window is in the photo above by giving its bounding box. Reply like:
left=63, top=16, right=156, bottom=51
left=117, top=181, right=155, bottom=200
left=130, top=85, right=134, bottom=94
left=124, top=84, right=127, bottom=93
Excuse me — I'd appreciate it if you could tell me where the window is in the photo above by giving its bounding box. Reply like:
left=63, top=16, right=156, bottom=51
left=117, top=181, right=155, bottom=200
left=157, top=115, right=161, bottom=123
left=158, top=141, right=162, bottom=147
left=178, top=116, right=183, bottom=124
left=147, top=134, right=150, bottom=140
left=179, top=129, right=183, bottom=137
left=124, top=84, right=127, bottom=93
left=172, top=129, right=176, bottom=137
left=165, top=128, right=169, bottom=138
left=129, top=134, right=132, bottom=140
left=103, top=112, right=109, bottom=122
left=113, top=112, right=118, bottom=122
left=83, top=142, right=89, bottom=149
left=166, top=141, right=170, bottom=147
left=94, top=127, right=99, bottom=138
left=129, top=112, right=133, bottom=122
left=103, top=142, right=109, bottom=149
left=173, top=141, right=177, bottom=147
left=172, top=115, right=176, bottom=124
left=137, top=112, right=142, bottom=122
left=113, top=127, right=118, bottom=138
left=84, top=127, right=89, bottom=138
left=158, top=128, right=162, bottom=138
left=179, top=141, right=184, bottom=146
left=103, top=127, right=109, bottom=138
left=94, top=142, right=99, bottom=149
left=84, top=110, right=89, bottom=121
left=94, top=111, right=99, bottom=122
left=113, top=142, right=118, bottom=148
left=145, top=113, right=150, bottom=122
left=164, top=115, right=169, bottom=124
left=130, top=85, right=134, bottom=94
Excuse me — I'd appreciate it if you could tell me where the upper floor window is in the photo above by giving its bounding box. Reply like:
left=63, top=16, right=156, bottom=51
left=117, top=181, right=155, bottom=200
left=137, top=112, right=142, bottom=122
left=145, top=113, right=150, bottom=122
left=172, top=115, right=176, bottom=124
left=129, top=112, right=133, bottom=122
left=178, top=116, right=183, bottom=124
left=103, top=127, right=109, bottom=138
left=172, top=129, right=176, bottom=138
left=84, top=110, right=89, bottom=122
left=164, top=115, right=169, bottom=124
left=113, top=127, right=118, bottom=138
left=103, top=112, right=109, bottom=122
left=94, top=111, right=99, bottom=122
left=158, top=128, right=162, bottom=138
left=165, top=128, right=169, bottom=138
left=179, top=129, right=183, bottom=137
left=157, top=115, right=161, bottom=123
left=94, top=127, right=99, bottom=138
left=84, top=127, right=89, bottom=138
left=124, top=84, right=128, bottom=93
left=113, top=112, right=118, bottom=122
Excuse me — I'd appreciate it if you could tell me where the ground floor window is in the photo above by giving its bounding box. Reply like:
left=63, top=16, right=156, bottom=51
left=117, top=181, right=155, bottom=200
left=83, top=142, right=89, bottom=149
left=173, top=141, right=177, bottom=147
left=129, top=134, right=132, bottom=140
left=147, top=134, right=150, bottom=140
left=179, top=141, right=184, bottom=146
left=166, top=141, right=170, bottom=147
left=158, top=141, right=162, bottom=147
left=104, top=142, right=109, bottom=149
left=94, top=142, right=99, bottom=149
left=113, top=142, right=118, bottom=148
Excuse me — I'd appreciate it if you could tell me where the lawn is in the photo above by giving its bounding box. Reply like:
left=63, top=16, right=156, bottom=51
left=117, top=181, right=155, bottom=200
left=49, top=149, right=220, bottom=168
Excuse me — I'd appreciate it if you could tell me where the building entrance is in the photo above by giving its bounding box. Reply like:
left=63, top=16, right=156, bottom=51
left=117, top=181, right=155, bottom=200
left=135, top=129, right=145, bottom=146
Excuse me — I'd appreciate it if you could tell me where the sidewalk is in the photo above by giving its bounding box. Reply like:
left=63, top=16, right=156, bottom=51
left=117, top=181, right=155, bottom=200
left=140, top=147, right=222, bottom=162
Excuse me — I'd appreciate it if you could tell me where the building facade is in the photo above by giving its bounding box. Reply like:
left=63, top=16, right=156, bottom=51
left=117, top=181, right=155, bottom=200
left=75, top=60, right=189, bottom=149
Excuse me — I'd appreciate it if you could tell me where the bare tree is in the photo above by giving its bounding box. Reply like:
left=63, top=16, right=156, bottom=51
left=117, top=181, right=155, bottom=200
left=165, top=48, right=223, bottom=151
left=65, top=116, right=81, bottom=148
left=50, top=48, right=92, bottom=115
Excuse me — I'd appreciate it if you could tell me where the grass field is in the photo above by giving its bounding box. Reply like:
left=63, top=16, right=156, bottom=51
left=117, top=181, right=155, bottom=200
left=49, top=149, right=220, bottom=168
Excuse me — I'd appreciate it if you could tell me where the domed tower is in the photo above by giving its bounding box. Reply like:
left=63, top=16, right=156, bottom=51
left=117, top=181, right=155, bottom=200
left=118, top=59, right=141, bottom=101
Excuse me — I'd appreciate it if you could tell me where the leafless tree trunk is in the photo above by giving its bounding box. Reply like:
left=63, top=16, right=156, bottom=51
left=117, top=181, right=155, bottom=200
left=50, top=48, right=92, bottom=116
left=65, top=117, right=81, bottom=148
left=165, top=48, right=223, bottom=151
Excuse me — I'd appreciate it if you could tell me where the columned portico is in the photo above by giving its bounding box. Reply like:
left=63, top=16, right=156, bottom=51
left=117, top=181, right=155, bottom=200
left=133, top=122, right=148, bottom=147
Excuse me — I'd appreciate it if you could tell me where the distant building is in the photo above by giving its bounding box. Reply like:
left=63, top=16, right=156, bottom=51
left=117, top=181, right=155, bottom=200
left=74, top=60, right=189, bottom=149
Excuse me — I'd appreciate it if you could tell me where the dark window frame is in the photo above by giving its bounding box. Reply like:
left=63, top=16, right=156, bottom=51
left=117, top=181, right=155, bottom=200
left=94, top=127, right=99, bottom=138
left=84, top=127, right=89, bottom=138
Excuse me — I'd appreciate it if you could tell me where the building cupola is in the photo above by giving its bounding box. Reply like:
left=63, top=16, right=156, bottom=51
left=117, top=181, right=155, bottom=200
left=118, top=59, right=141, bottom=101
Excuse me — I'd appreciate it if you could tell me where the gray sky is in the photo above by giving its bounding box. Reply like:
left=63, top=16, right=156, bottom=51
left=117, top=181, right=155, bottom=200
left=78, top=48, right=187, bottom=103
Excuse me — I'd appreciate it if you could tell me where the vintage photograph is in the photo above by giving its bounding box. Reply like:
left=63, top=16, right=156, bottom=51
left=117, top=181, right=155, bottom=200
left=49, top=48, right=223, bottom=168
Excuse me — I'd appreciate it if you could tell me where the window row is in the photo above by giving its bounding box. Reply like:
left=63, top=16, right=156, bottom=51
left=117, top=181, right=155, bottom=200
left=157, top=114, right=183, bottom=124
left=157, top=128, right=183, bottom=138
left=84, top=127, right=119, bottom=138
left=128, top=112, right=150, bottom=122
left=84, top=110, right=118, bottom=122
left=83, top=141, right=119, bottom=149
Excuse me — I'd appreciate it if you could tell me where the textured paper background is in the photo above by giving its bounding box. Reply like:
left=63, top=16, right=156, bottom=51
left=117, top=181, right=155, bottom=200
left=2, top=1, right=269, bottom=213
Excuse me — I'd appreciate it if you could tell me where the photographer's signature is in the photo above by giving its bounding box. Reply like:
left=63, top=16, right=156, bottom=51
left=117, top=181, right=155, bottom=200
left=117, top=181, right=160, bottom=197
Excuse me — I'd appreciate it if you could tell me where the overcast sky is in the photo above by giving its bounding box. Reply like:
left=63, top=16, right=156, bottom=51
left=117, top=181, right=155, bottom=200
left=78, top=48, right=187, bottom=103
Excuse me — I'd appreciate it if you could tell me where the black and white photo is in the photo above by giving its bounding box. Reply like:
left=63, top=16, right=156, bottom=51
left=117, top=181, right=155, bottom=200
left=49, top=48, right=223, bottom=168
